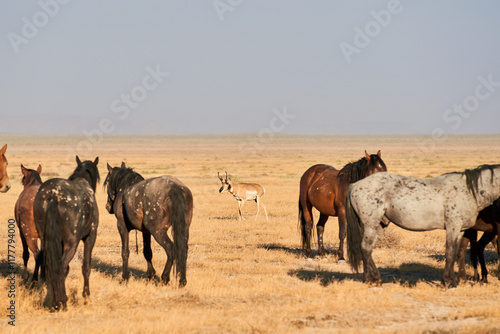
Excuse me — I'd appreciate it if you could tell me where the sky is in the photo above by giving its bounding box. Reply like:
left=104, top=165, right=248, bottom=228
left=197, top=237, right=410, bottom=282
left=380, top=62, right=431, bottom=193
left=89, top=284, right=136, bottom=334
left=1, top=1, right=500, bottom=136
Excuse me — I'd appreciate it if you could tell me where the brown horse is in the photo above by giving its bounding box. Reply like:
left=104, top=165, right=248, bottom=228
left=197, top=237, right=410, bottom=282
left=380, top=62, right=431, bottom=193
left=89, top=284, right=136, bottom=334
left=14, top=164, right=43, bottom=281
left=299, top=151, right=387, bottom=260
left=458, top=199, right=500, bottom=283
left=0, top=144, right=11, bottom=192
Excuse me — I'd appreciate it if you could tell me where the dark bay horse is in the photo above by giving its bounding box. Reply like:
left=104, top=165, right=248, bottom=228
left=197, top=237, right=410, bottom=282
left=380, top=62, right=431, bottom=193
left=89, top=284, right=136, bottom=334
left=0, top=144, right=11, bottom=192
left=299, top=151, right=387, bottom=260
left=14, top=164, right=43, bottom=281
left=34, top=157, right=99, bottom=310
left=104, top=163, right=193, bottom=287
left=457, top=199, right=500, bottom=283
left=346, top=164, right=500, bottom=286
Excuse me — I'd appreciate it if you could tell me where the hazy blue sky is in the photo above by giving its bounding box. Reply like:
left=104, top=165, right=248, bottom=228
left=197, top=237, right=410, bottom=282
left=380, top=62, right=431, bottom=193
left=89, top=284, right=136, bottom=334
left=1, top=1, right=499, bottom=135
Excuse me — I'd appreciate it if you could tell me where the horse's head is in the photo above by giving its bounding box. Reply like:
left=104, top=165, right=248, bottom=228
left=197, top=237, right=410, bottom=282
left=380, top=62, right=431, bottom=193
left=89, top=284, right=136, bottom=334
left=364, top=150, right=387, bottom=177
left=70, top=156, right=100, bottom=192
left=0, top=144, right=11, bottom=193
left=218, top=171, right=231, bottom=193
left=20, top=164, right=42, bottom=187
left=104, top=162, right=123, bottom=214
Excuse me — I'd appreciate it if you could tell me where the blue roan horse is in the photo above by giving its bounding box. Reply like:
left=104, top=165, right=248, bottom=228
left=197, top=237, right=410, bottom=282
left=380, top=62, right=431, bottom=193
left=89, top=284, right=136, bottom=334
left=346, top=164, right=500, bottom=286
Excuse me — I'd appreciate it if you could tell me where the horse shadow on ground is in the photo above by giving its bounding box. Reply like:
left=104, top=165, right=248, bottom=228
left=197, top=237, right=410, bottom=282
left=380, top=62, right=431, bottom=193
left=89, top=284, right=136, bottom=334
left=259, top=243, right=337, bottom=257
left=91, top=258, right=161, bottom=283
left=429, top=249, right=499, bottom=265
left=0, top=260, right=21, bottom=278
left=259, top=244, right=446, bottom=287
left=288, top=263, right=444, bottom=287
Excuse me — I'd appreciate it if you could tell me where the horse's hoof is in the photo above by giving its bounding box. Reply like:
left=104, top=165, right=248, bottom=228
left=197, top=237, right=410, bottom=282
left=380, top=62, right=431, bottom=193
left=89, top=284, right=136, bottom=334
left=337, top=259, right=346, bottom=264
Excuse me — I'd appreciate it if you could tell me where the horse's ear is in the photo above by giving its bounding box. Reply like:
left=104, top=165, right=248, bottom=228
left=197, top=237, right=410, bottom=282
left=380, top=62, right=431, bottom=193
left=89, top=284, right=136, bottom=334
left=365, top=150, right=370, bottom=161
left=107, top=163, right=113, bottom=173
left=93, top=157, right=99, bottom=166
left=37, top=165, right=42, bottom=175
left=0, top=144, right=6, bottom=155
left=377, top=150, right=381, bottom=157
left=76, top=156, right=82, bottom=164
left=21, top=164, right=27, bottom=175
left=121, top=162, right=126, bottom=168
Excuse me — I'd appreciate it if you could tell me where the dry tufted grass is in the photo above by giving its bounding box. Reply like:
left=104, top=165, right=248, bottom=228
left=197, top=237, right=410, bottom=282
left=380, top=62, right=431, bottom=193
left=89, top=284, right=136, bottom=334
left=1, top=133, right=500, bottom=333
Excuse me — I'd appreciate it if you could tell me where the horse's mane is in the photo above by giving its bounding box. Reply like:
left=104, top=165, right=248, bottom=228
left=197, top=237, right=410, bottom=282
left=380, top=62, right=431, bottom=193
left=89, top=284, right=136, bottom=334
left=337, top=155, right=386, bottom=184
left=69, top=161, right=100, bottom=192
left=104, top=166, right=144, bottom=193
left=457, top=164, right=500, bottom=200
left=22, top=169, right=42, bottom=186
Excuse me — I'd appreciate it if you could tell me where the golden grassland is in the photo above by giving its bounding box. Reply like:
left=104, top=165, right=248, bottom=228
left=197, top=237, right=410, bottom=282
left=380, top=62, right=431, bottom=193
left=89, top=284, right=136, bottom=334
left=1, top=133, right=500, bottom=333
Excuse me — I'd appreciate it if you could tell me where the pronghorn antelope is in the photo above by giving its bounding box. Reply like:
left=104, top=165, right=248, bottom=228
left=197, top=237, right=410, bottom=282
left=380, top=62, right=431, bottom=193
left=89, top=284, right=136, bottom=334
left=218, top=172, right=268, bottom=221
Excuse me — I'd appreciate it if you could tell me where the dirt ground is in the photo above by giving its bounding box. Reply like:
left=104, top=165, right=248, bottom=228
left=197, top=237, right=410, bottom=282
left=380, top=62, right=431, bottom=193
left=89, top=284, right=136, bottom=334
left=1, top=134, right=500, bottom=333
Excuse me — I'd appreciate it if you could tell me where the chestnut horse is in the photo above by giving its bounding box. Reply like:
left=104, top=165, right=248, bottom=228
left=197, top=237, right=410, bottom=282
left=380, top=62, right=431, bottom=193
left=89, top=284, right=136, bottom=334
left=14, top=164, right=43, bottom=281
left=0, top=144, right=11, bottom=192
left=299, top=151, right=387, bottom=260
left=457, top=199, right=500, bottom=283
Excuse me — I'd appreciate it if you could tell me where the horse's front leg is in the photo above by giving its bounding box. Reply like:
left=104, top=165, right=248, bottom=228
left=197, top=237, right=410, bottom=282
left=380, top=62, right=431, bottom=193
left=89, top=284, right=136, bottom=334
left=117, top=222, right=130, bottom=281
left=457, top=232, right=472, bottom=283
left=442, top=227, right=463, bottom=287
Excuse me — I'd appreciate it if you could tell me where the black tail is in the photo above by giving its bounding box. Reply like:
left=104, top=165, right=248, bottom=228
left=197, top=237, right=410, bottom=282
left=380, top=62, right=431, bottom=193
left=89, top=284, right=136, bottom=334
left=299, top=199, right=307, bottom=249
left=43, top=194, right=67, bottom=310
left=169, top=183, right=188, bottom=287
left=346, top=186, right=363, bottom=273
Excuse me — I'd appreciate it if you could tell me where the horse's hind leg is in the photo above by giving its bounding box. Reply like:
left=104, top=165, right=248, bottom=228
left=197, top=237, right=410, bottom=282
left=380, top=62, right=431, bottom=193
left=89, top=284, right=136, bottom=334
left=142, top=232, right=156, bottom=280
left=361, top=223, right=385, bottom=284
left=152, top=230, right=174, bottom=285
left=33, top=249, right=42, bottom=284
left=337, top=208, right=347, bottom=262
left=316, top=214, right=329, bottom=257
left=300, top=199, right=314, bottom=258
left=20, top=233, right=30, bottom=281
left=82, top=231, right=97, bottom=298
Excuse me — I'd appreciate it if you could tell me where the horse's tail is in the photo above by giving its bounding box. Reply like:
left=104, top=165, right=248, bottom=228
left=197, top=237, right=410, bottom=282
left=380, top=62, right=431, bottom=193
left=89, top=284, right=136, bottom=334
left=43, top=194, right=67, bottom=310
left=169, top=183, right=188, bottom=287
left=299, top=199, right=308, bottom=249
left=346, top=186, right=363, bottom=273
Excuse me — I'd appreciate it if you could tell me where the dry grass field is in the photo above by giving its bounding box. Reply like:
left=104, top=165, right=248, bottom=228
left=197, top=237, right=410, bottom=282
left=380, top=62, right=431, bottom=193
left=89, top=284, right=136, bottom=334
left=1, top=134, right=500, bottom=333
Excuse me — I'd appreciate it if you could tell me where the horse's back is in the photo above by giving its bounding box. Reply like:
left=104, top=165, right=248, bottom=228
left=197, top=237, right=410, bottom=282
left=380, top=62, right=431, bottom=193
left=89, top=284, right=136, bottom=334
left=124, top=175, right=192, bottom=230
left=300, top=164, right=339, bottom=215
left=350, top=172, right=472, bottom=231
left=34, top=178, right=97, bottom=235
left=15, top=184, right=40, bottom=233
